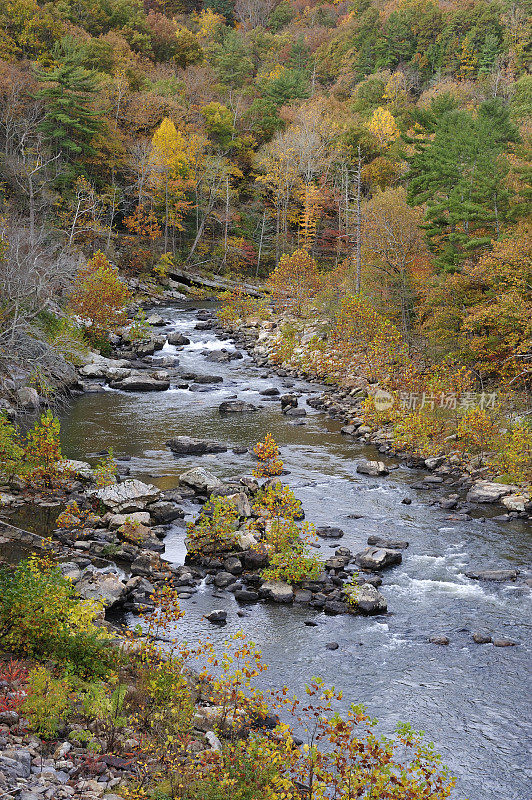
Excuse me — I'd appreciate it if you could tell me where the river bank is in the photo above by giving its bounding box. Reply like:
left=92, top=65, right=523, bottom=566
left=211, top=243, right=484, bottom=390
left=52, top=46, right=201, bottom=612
left=1, top=297, right=531, bottom=800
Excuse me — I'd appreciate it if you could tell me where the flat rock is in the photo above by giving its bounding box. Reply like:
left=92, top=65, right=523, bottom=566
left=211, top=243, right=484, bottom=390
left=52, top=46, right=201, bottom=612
left=466, top=480, right=518, bottom=503
left=95, top=479, right=160, bottom=513
left=167, top=436, right=227, bottom=455
left=501, top=493, right=530, bottom=512
left=367, top=535, right=409, bottom=549
left=260, top=580, right=294, bottom=603
left=110, top=373, right=169, bottom=391
left=316, top=526, right=344, bottom=539
left=354, top=546, right=402, bottom=571
left=466, top=569, right=518, bottom=581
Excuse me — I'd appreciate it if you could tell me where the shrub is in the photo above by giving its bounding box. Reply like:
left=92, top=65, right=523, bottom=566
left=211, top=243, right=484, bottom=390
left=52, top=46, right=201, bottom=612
left=262, top=540, right=322, bottom=584
left=186, top=495, right=239, bottom=555
left=94, top=448, right=117, bottom=487
left=253, top=433, right=283, bottom=478
left=0, top=413, right=24, bottom=481
left=22, top=666, right=72, bottom=738
left=47, top=316, right=89, bottom=365
left=24, top=410, right=69, bottom=493
left=0, top=556, right=115, bottom=677
left=68, top=250, right=132, bottom=343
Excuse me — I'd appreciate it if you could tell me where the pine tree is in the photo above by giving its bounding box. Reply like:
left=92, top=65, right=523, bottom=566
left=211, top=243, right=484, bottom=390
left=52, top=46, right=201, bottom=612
left=34, top=40, right=101, bottom=175
left=407, top=100, right=519, bottom=270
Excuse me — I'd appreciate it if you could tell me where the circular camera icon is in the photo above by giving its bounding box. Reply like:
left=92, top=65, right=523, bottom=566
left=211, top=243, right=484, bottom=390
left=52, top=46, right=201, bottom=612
left=374, top=389, right=394, bottom=412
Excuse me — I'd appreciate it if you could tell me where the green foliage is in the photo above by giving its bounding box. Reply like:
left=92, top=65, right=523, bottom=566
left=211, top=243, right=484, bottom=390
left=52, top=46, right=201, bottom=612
left=0, top=414, right=24, bottom=481
left=34, top=38, right=102, bottom=178
left=22, top=666, right=72, bottom=738
left=0, top=556, right=116, bottom=677
left=186, top=495, right=239, bottom=555
left=262, top=540, right=322, bottom=584
left=46, top=316, right=89, bottom=366
left=407, top=99, right=520, bottom=270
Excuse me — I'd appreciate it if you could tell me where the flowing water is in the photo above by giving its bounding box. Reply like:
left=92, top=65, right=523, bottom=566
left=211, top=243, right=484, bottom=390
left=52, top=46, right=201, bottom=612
left=57, top=303, right=531, bottom=800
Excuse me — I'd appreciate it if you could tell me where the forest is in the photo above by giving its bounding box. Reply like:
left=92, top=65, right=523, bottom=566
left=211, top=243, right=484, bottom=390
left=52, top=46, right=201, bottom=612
left=0, top=2, right=531, bottom=800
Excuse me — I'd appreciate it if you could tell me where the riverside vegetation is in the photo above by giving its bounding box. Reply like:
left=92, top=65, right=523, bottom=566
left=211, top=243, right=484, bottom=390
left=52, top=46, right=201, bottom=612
left=0, top=0, right=530, bottom=796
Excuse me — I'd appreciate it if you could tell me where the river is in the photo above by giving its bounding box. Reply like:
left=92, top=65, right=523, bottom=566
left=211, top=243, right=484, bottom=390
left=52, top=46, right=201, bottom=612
left=57, top=303, right=531, bottom=800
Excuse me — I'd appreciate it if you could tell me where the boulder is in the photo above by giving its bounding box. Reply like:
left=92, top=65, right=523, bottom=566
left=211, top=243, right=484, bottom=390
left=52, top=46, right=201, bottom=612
left=473, top=633, right=492, bottom=644
left=206, top=350, right=231, bottom=362
left=367, top=535, right=409, bottom=549
left=95, top=479, right=160, bottom=513
left=149, top=500, right=183, bottom=522
left=344, top=583, right=388, bottom=615
left=356, top=460, right=389, bottom=477
left=234, top=589, right=259, bottom=602
left=146, top=313, right=165, bottom=326
left=108, top=511, right=151, bottom=529
left=166, top=436, right=228, bottom=455
left=223, top=492, right=252, bottom=518
left=179, top=467, right=223, bottom=494
left=466, top=480, right=518, bottom=503
left=316, top=526, right=344, bottom=539
left=354, top=546, right=402, bottom=571
left=219, top=400, right=258, bottom=413
left=110, top=373, right=170, bottom=391
left=260, top=580, right=294, bottom=603
left=236, top=531, right=260, bottom=552
left=214, top=571, right=235, bottom=588
left=15, top=386, right=40, bottom=409
left=430, top=635, right=450, bottom=645
left=260, top=387, right=280, bottom=396
left=206, top=610, right=227, bottom=624
left=63, top=459, right=94, bottom=480
left=466, top=569, right=518, bottom=581
left=131, top=551, right=167, bottom=577
left=76, top=570, right=127, bottom=608
left=280, top=394, right=298, bottom=409
left=167, top=332, right=190, bottom=346
left=242, top=546, right=269, bottom=568
left=501, top=493, right=530, bottom=512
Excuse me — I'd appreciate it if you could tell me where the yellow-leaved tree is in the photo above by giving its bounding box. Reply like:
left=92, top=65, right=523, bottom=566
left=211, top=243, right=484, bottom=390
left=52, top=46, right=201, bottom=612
left=267, top=248, right=321, bottom=316
left=367, top=106, right=400, bottom=148
left=150, top=117, right=193, bottom=250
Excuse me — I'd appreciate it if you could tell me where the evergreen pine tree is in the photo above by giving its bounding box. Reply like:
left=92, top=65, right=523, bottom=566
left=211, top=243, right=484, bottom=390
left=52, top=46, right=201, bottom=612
left=34, top=40, right=101, bottom=175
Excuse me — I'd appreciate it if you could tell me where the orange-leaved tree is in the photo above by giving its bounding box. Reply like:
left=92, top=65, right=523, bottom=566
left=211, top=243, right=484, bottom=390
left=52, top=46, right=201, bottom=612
left=267, top=248, right=321, bottom=316
left=68, top=250, right=131, bottom=343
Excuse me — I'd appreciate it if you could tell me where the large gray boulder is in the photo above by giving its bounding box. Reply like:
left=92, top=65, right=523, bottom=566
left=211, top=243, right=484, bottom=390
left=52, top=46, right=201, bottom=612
left=356, top=460, right=389, bottom=477
left=354, top=546, right=402, bottom=571
left=179, top=467, right=222, bottom=494
left=466, top=480, right=518, bottom=503
left=76, top=570, right=127, bottom=608
left=260, top=580, right=294, bottom=603
left=94, top=478, right=161, bottom=513
left=167, top=332, right=190, bottom=345
left=166, top=436, right=227, bottom=455
left=344, top=583, right=388, bottom=615
left=15, top=386, right=40, bottom=409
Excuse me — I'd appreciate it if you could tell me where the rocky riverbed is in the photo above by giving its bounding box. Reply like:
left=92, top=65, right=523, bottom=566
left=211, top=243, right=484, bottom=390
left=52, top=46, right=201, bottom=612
left=1, top=300, right=531, bottom=800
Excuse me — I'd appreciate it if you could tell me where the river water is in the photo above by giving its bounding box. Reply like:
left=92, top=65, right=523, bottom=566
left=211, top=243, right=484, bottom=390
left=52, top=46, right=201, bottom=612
left=57, top=303, right=531, bottom=800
